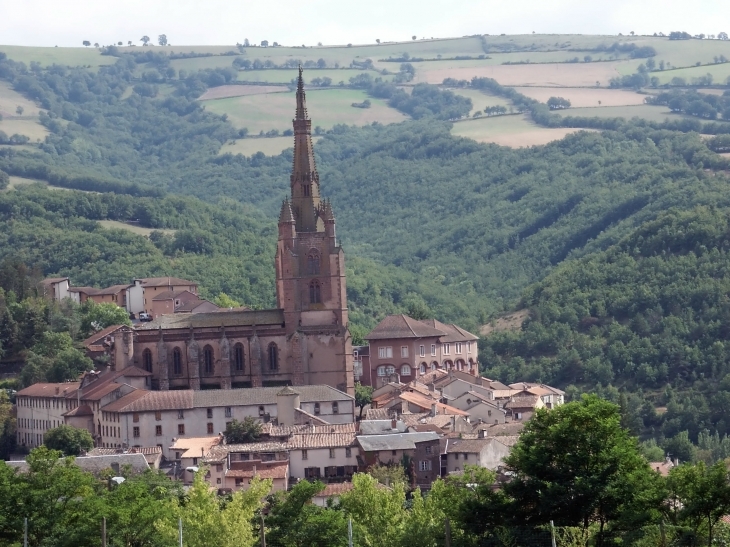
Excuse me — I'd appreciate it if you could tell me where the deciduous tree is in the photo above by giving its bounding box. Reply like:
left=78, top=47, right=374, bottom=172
left=44, top=424, right=94, bottom=456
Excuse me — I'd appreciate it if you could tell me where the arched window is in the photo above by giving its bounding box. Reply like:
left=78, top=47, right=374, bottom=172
left=419, top=363, right=427, bottom=375
left=444, top=360, right=453, bottom=370
left=307, top=250, right=320, bottom=275
left=203, top=345, right=214, bottom=375
left=401, top=364, right=411, bottom=376
left=377, top=366, right=386, bottom=377
left=309, top=280, right=321, bottom=304
left=385, top=365, right=395, bottom=376
left=234, top=343, right=245, bottom=373
left=172, top=347, right=182, bottom=375
left=456, top=359, right=465, bottom=371
left=268, top=343, right=278, bottom=371
left=142, top=348, right=152, bottom=372
left=431, top=361, right=437, bottom=371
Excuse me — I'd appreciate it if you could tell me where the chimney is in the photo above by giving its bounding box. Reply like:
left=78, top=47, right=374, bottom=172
left=478, top=429, right=485, bottom=439
left=391, top=418, right=397, bottom=430
left=451, top=415, right=456, bottom=430
left=430, top=403, right=437, bottom=417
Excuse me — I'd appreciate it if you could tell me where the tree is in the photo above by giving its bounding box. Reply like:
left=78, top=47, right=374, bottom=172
left=317, top=58, right=326, bottom=68
left=127, top=40, right=132, bottom=46
left=15, top=106, right=23, bottom=115
left=503, top=396, right=665, bottom=542
left=223, top=417, right=262, bottom=444
left=44, top=424, right=94, bottom=456
left=93, top=43, right=99, bottom=48
left=261, top=40, right=269, bottom=47
left=666, top=461, right=730, bottom=546
left=720, top=32, right=729, bottom=40
left=80, top=301, right=131, bottom=335
left=82, top=41, right=91, bottom=47
left=158, top=34, right=167, bottom=46
left=546, top=96, right=571, bottom=110
left=376, top=39, right=381, bottom=44
left=412, top=35, right=417, bottom=40
left=244, top=38, right=250, bottom=46
left=367, top=462, right=406, bottom=486
left=354, top=382, right=373, bottom=420
left=212, top=292, right=242, bottom=309
left=117, top=41, right=122, bottom=46
left=140, top=35, right=150, bottom=46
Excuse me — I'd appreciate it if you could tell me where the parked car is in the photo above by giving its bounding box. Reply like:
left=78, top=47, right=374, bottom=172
left=139, top=312, right=152, bottom=322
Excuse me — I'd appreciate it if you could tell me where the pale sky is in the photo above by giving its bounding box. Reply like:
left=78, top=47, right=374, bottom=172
left=2, top=0, right=729, bottom=48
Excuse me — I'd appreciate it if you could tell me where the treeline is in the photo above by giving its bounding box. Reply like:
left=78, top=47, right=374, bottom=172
left=4, top=397, right=730, bottom=546
left=647, top=89, right=730, bottom=121
left=481, top=207, right=730, bottom=452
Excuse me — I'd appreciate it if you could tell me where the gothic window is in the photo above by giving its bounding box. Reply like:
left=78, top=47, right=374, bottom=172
left=309, top=280, right=321, bottom=304
left=172, top=348, right=182, bottom=375
left=234, top=343, right=245, bottom=372
left=203, top=345, right=214, bottom=375
left=303, top=184, right=310, bottom=197
left=307, top=250, right=320, bottom=275
left=268, top=343, right=279, bottom=371
left=142, top=349, right=152, bottom=372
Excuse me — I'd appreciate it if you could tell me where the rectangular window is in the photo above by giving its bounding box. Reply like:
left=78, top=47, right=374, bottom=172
left=207, top=423, right=214, bottom=434
left=419, top=460, right=432, bottom=471
left=302, top=449, right=308, bottom=460
left=155, top=425, right=162, bottom=436
left=419, top=345, right=425, bottom=357
left=178, top=410, right=184, bottom=419
left=431, top=344, right=436, bottom=356
left=332, top=402, right=339, bottom=414
left=207, top=408, right=213, bottom=419
left=443, top=343, right=450, bottom=355
left=133, top=413, right=139, bottom=423
left=401, top=346, right=409, bottom=358
left=216, top=464, right=223, bottom=472
left=467, top=342, right=472, bottom=353
left=178, top=424, right=185, bottom=435
left=329, top=448, right=336, bottom=459
left=225, top=407, right=232, bottom=418
left=456, top=342, right=462, bottom=354
left=133, top=427, right=140, bottom=438
left=346, top=447, right=352, bottom=458
left=425, top=445, right=432, bottom=454
left=378, top=346, right=393, bottom=359
left=155, top=411, right=161, bottom=421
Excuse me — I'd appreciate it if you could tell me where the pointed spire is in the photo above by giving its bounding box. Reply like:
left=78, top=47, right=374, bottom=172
left=323, top=199, right=335, bottom=221
left=295, top=66, right=307, bottom=120
left=279, top=199, right=295, bottom=223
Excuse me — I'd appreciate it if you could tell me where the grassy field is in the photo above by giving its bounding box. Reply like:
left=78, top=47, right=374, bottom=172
left=562, top=104, right=683, bottom=122
left=219, top=135, right=323, bottom=156
left=0, top=118, right=48, bottom=141
left=480, top=34, right=640, bottom=52
left=448, top=88, right=511, bottom=115
left=0, top=45, right=117, bottom=67
left=513, top=86, right=647, bottom=107
left=98, top=220, right=176, bottom=236
left=232, top=69, right=384, bottom=84
left=0, top=82, right=42, bottom=118
left=3, top=176, right=45, bottom=191
left=202, top=88, right=407, bottom=132
left=451, top=114, right=585, bottom=147
left=199, top=85, right=288, bottom=100
left=648, top=63, right=730, bottom=85
left=641, top=38, right=730, bottom=69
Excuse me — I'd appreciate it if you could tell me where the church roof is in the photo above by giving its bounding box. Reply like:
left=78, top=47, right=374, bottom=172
left=365, top=314, right=446, bottom=340
left=135, top=309, right=285, bottom=330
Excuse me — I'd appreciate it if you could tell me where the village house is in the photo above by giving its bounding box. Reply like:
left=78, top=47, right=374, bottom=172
left=443, top=432, right=518, bottom=473
left=39, top=277, right=70, bottom=301
left=151, top=289, right=218, bottom=317
left=127, top=277, right=200, bottom=317
left=357, top=431, right=441, bottom=489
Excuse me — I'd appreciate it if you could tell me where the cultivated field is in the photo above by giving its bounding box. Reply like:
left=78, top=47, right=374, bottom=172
left=448, top=88, right=511, bottom=115
left=219, top=136, right=322, bottom=157
left=414, top=60, right=640, bottom=87
left=513, top=86, right=647, bottom=107
left=650, top=63, right=730, bottom=85
left=202, top=88, right=407, bottom=133
left=0, top=82, right=42, bottom=118
left=199, top=85, right=288, bottom=100
left=232, top=69, right=383, bottom=84
left=451, top=115, right=586, bottom=147
left=562, top=104, right=682, bottom=122
left=0, top=45, right=117, bottom=67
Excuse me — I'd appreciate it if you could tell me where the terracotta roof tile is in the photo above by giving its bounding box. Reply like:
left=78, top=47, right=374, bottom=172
left=226, top=460, right=289, bottom=479
left=504, top=396, right=541, bottom=409
left=16, top=382, right=80, bottom=398
left=317, top=482, right=355, bottom=497
left=288, top=433, right=357, bottom=449
left=364, top=408, right=390, bottom=420
left=446, top=438, right=490, bottom=453
left=137, top=277, right=198, bottom=287
left=64, top=404, right=94, bottom=417
left=394, top=392, right=469, bottom=416
left=419, top=319, right=479, bottom=342
left=365, top=314, right=446, bottom=340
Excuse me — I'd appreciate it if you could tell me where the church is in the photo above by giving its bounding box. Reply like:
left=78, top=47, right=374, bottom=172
left=118, top=69, right=354, bottom=395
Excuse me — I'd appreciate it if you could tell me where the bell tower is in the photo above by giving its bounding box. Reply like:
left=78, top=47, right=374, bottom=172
left=274, top=68, right=353, bottom=394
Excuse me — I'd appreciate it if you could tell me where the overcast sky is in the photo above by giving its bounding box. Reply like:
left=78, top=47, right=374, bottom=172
left=2, top=0, right=729, bottom=48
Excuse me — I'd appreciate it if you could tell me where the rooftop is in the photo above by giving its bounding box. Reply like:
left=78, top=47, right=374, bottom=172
left=445, top=438, right=491, bottom=454
left=357, top=431, right=440, bottom=452
left=136, top=277, right=198, bottom=287
left=170, top=436, right=223, bottom=458
left=419, top=319, right=479, bottom=342
left=365, top=314, right=446, bottom=340
left=135, top=309, right=285, bottom=330
left=16, top=382, right=80, bottom=398
left=226, top=460, right=289, bottom=479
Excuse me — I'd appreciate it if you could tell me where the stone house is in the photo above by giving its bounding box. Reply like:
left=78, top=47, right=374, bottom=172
left=356, top=431, right=441, bottom=487
left=39, top=277, right=70, bottom=301
left=127, top=277, right=199, bottom=317
left=444, top=433, right=515, bottom=473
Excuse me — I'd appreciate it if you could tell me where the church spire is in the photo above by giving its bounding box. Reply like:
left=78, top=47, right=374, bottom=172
left=290, top=66, right=321, bottom=233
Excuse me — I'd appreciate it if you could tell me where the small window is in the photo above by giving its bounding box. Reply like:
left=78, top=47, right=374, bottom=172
left=314, top=402, right=320, bottom=415
left=332, top=402, right=339, bottom=414
left=258, top=405, right=265, bottom=416
left=207, top=423, right=214, bottom=434
left=309, top=280, right=321, bottom=304
left=456, top=342, right=463, bottom=354
left=392, top=450, right=397, bottom=456
left=378, top=346, right=393, bottom=359
left=307, top=250, right=320, bottom=275
left=178, top=424, right=185, bottom=435
left=467, top=342, right=472, bottom=353
left=234, top=343, right=245, bottom=372
left=216, top=464, right=223, bottom=472
left=203, top=345, right=214, bottom=375
left=431, top=344, right=436, bottom=356
left=142, top=348, right=153, bottom=372
left=173, top=347, right=182, bottom=375
left=178, top=410, right=184, bottom=419
left=425, top=445, right=432, bottom=454
left=419, top=363, right=426, bottom=375
left=401, top=365, right=411, bottom=376
left=225, top=407, right=232, bottom=418
left=419, top=460, right=432, bottom=471
left=377, top=366, right=386, bottom=377
left=401, top=346, right=409, bottom=358
left=155, top=411, right=161, bottom=421
left=268, top=343, right=279, bottom=371
left=329, top=448, right=335, bottom=459
left=443, top=343, right=450, bottom=355
left=192, top=457, right=198, bottom=465
left=155, top=425, right=162, bottom=436
left=385, top=365, right=395, bottom=376
left=175, top=452, right=181, bottom=460
left=346, top=447, right=352, bottom=458
left=207, top=408, right=213, bottom=418
left=302, top=449, right=308, bottom=460
left=419, top=345, right=425, bottom=357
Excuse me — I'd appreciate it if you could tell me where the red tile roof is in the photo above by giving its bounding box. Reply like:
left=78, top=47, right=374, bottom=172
left=225, top=460, right=289, bottom=480
left=16, top=382, right=80, bottom=398
left=419, top=319, right=479, bottom=342
left=394, top=391, right=469, bottom=416
left=365, top=314, right=446, bottom=340
left=82, top=325, right=125, bottom=348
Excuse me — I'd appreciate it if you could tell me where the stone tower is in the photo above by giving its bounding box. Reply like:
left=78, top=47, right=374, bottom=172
left=275, top=68, right=354, bottom=394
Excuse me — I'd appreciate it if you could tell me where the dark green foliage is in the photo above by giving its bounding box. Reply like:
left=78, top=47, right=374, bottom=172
left=0, top=169, right=8, bottom=190
left=43, top=424, right=94, bottom=456
left=648, top=89, right=730, bottom=121
left=223, top=417, right=262, bottom=444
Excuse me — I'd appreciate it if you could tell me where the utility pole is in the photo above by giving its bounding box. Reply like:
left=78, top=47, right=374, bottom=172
left=179, top=518, right=183, bottom=547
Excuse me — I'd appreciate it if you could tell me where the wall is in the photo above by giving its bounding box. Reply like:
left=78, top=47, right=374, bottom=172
left=289, top=446, right=358, bottom=479
left=413, top=438, right=441, bottom=487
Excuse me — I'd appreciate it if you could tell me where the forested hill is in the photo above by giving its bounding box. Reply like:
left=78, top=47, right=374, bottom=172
left=482, top=206, right=730, bottom=448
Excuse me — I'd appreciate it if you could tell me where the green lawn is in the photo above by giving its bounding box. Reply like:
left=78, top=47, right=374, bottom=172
left=0, top=82, right=42, bottom=118
left=0, top=45, right=117, bottom=67
left=649, top=63, right=730, bottom=85
left=644, top=38, right=730, bottom=70
left=234, top=69, right=384, bottom=84
left=219, top=136, right=322, bottom=157
left=480, top=34, right=641, bottom=52
left=202, top=88, right=407, bottom=133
